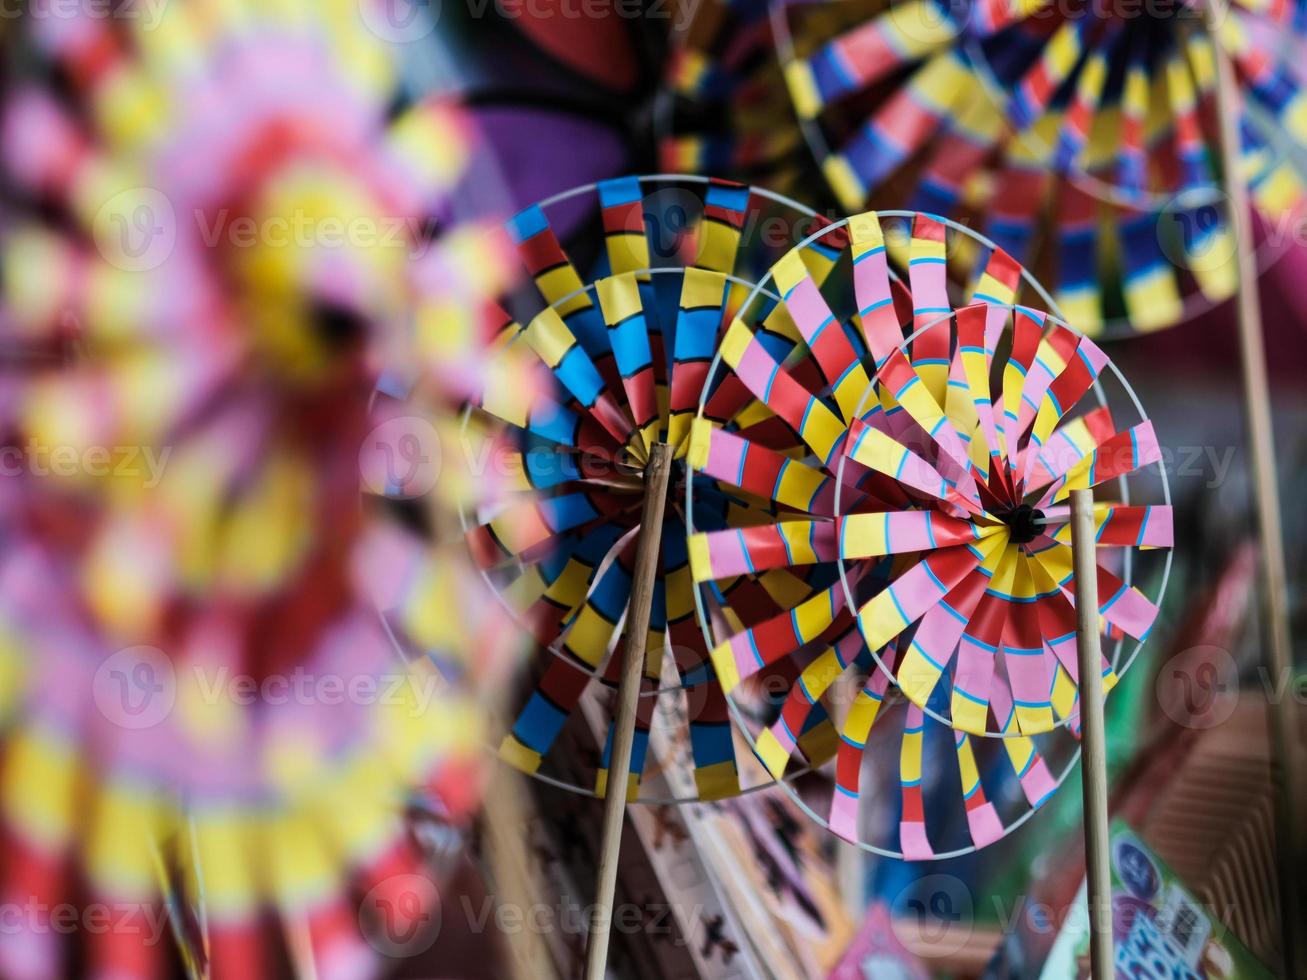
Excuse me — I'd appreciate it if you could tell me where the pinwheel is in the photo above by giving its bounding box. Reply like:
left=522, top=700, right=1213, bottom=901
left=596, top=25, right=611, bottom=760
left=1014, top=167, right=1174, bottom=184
left=686, top=210, right=1172, bottom=858
left=0, top=0, right=516, bottom=975
left=462, top=175, right=845, bottom=804
left=433, top=0, right=658, bottom=213
left=461, top=173, right=851, bottom=975
left=771, top=0, right=1307, bottom=337
left=776, top=1, right=1305, bottom=948
left=660, top=0, right=809, bottom=189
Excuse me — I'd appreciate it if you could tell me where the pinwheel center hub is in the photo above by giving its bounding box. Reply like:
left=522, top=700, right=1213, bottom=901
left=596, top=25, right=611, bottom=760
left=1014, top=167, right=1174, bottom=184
left=1001, top=504, right=1043, bottom=545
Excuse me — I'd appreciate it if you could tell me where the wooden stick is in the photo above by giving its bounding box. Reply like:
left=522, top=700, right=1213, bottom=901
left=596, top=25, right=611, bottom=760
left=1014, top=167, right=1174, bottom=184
left=1070, top=489, right=1113, bottom=980
left=583, top=442, right=674, bottom=980
left=485, top=763, right=559, bottom=980
left=1196, top=5, right=1304, bottom=972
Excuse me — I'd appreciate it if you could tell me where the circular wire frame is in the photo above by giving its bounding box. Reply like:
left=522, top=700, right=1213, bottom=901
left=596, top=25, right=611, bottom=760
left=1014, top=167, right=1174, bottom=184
left=686, top=209, right=1172, bottom=856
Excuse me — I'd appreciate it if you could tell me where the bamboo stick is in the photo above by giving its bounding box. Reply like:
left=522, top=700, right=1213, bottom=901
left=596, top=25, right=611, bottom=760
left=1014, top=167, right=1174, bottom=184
left=1195, top=5, right=1303, bottom=972
left=583, top=442, right=674, bottom=980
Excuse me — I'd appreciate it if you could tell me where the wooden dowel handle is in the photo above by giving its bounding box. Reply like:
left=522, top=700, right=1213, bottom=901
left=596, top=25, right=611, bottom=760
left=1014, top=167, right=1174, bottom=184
left=584, top=442, right=674, bottom=980
left=1071, top=488, right=1114, bottom=979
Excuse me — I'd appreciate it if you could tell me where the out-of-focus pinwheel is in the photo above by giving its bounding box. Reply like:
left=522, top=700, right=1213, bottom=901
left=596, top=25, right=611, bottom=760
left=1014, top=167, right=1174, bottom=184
left=464, top=175, right=848, bottom=803
left=498, top=0, right=655, bottom=94
left=687, top=210, right=1172, bottom=856
left=660, top=0, right=810, bottom=189
left=0, top=0, right=516, bottom=975
left=435, top=0, right=657, bottom=219
left=772, top=0, right=1307, bottom=336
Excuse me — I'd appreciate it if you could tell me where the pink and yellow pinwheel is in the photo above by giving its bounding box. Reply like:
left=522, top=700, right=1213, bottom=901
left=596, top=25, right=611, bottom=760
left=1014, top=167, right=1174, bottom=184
left=0, top=0, right=516, bottom=975
left=688, top=210, right=1172, bottom=856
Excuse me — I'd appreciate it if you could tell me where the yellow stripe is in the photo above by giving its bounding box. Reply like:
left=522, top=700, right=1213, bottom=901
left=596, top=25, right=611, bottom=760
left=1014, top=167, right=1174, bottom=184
left=952, top=686, right=989, bottom=735
left=524, top=307, right=579, bottom=369
left=779, top=520, right=821, bottom=565
left=784, top=60, right=821, bottom=119
left=563, top=606, right=617, bottom=668
left=842, top=691, right=883, bottom=745
left=771, top=249, right=809, bottom=295
left=774, top=457, right=826, bottom=512
left=823, top=156, right=865, bottom=211
left=710, top=639, right=741, bottom=692
left=595, top=272, right=643, bottom=326
left=681, top=266, right=727, bottom=310
left=720, top=317, right=754, bottom=368
left=694, top=761, right=739, bottom=801
left=898, top=644, right=945, bottom=709
left=900, top=728, right=924, bottom=782
left=688, top=532, right=714, bottom=582
left=755, top=728, right=793, bottom=779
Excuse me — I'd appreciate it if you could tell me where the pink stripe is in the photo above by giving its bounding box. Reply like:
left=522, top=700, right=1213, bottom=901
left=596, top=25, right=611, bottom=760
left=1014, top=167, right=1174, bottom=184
left=912, top=600, right=967, bottom=671
left=1004, top=655, right=1053, bottom=714
left=1079, top=336, right=1109, bottom=375
left=890, top=513, right=935, bottom=552
left=730, top=636, right=760, bottom=681
left=888, top=564, right=950, bottom=624
left=705, top=531, right=750, bottom=579
left=830, top=787, right=860, bottom=842
left=966, top=802, right=1004, bottom=849
left=1140, top=507, right=1173, bottom=548
left=1018, top=359, right=1056, bottom=436
left=701, top=430, right=746, bottom=487
left=983, top=304, right=1007, bottom=353
left=899, top=820, right=934, bottom=860
left=733, top=338, right=779, bottom=399
left=1132, top=420, right=1161, bottom=467
left=786, top=276, right=836, bottom=342
left=1045, top=632, right=1078, bottom=681
left=854, top=250, right=900, bottom=364
left=954, top=637, right=995, bottom=710
left=1019, top=757, right=1056, bottom=807
left=909, top=262, right=948, bottom=322
left=1093, top=579, right=1158, bottom=641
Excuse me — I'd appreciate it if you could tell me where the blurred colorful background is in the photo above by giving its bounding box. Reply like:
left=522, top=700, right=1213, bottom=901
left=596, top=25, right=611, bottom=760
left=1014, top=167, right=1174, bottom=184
left=0, top=0, right=1303, bottom=978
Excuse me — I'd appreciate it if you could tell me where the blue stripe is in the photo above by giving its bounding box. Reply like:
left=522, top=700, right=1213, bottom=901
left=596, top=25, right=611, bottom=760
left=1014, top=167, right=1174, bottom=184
left=508, top=205, right=548, bottom=243
left=597, top=175, right=643, bottom=207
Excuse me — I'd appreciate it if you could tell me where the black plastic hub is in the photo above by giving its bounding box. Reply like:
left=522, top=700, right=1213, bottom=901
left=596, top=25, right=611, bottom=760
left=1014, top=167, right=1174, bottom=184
left=1002, top=504, right=1044, bottom=546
